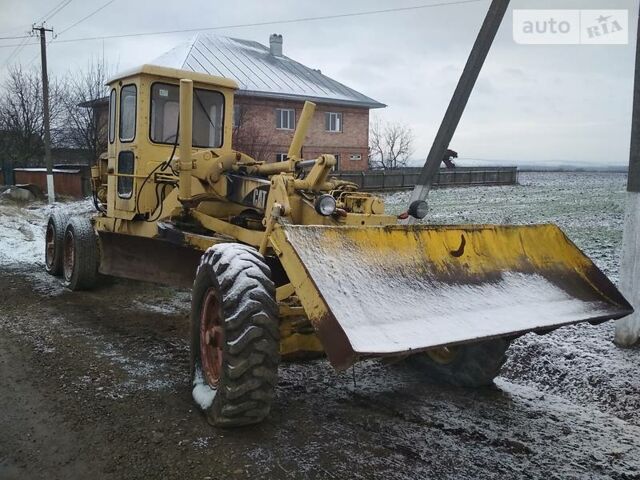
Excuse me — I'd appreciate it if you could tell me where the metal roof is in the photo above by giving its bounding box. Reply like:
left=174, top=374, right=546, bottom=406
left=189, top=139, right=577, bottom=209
left=151, top=34, right=385, bottom=109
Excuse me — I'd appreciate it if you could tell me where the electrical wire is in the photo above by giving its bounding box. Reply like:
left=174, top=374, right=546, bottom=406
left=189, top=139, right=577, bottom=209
left=0, top=41, right=39, bottom=49
left=57, top=0, right=116, bottom=37
left=44, top=0, right=73, bottom=22
left=35, top=0, right=71, bottom=24
left=0, top=0, right=485, bottom=48
left=1, top=36, right=32, bottom=69
left=135, top=117, right=180, bottom=220
left=0, top=35, right=31, bottom=40
left=0, top=0, right=73, bottom=66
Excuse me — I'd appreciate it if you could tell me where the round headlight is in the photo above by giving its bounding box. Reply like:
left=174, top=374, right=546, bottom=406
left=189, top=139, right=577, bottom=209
left=408, top=200, right=429, bottom=219
left=315, top=194, right=337, bottom=216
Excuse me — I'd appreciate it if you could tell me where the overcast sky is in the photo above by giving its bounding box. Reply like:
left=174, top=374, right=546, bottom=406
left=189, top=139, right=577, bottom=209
left=0, top=0, right=637, bottom=167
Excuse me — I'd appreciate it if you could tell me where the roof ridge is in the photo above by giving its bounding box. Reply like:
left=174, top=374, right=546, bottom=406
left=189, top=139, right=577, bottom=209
left=182, top=34, right=199, bottom=69
left=151, top=32, right=385, bottom=109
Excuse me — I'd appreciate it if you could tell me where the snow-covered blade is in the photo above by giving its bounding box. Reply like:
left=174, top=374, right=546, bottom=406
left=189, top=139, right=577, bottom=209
left=273, top=224, right=633, bottom=370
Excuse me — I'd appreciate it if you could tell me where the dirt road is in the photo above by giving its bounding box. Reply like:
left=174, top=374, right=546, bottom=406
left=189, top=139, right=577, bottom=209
left=1, top=262, right=640, bottom=480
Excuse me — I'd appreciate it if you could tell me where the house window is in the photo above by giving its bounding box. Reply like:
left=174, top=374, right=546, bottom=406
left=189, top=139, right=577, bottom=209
left=276, top=108, right=295, bottom=130
left=334, top=154, right=340, bottom=171
left=275, top=153, right=287, bottom=162
left=325, top=112, right=342, bottom=132
left=119, top=84, right=137, bottom=142
left=350, top=154, right=362, bottom=161
left=233, top=104, right=241, bottom=127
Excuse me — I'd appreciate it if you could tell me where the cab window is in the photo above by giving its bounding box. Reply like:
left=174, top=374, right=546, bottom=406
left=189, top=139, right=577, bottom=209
left=108, top=89, right=116, bottom=143
left=150, top=82, right=224, bottom=148
left=119, top=84, right=137, bottom=142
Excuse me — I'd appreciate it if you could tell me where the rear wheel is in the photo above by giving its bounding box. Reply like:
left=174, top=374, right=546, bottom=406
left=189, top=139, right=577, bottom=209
left=45, top=210, right=68, bottom=276
left=62, top=217, right=99, bottom=291
left=191, top=243, right=279, bottom=427
left=408, top=338, right=510, bottom=387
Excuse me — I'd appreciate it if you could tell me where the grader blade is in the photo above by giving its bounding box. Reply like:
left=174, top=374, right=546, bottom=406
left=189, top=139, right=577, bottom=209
left=271, top=224, right=632, bottom=370
left=98, top=231, right=202, bottom=288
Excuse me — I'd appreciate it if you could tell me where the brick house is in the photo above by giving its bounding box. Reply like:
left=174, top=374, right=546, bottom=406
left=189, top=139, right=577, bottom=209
left=86, top=33, right=384, bottom=171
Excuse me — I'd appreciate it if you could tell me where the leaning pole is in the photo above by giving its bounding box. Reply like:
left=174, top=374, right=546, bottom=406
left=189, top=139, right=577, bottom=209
left=402, top=0, right=510, bottom=222
left=615, top=6, right=640, bottom=347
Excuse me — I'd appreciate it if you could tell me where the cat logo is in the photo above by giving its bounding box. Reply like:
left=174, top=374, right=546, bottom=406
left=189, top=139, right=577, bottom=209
left=252, top=189, right=267, bottom=209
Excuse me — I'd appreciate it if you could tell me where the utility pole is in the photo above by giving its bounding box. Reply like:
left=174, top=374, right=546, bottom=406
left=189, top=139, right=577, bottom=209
left=615, top=6, right=640, bottom=347
left=33, top=24, right=55, bottom=204
left=402, top=0, right=510, bottom=223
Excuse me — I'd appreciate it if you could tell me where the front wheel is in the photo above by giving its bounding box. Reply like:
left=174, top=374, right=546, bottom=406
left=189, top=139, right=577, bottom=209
left=407, top=338, right=511, bottom=387
left=190, top=243, right=279, bottom=427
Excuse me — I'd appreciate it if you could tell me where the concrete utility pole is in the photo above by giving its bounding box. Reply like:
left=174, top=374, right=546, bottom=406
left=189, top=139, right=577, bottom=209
left=33, top=24, right=55, bottom=204
left=404, top=0, right=510, bottom=222
left=615, top=7, right=640, bottom=347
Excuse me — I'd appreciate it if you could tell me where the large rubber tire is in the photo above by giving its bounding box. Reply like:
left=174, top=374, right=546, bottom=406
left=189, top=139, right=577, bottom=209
left=190, top=243, right=279, bottom=427
left=45, top=210, right=69, bottom=276
left=62, top=217, right=99, bottom=291
left=407, top=338, right=511, bottom=387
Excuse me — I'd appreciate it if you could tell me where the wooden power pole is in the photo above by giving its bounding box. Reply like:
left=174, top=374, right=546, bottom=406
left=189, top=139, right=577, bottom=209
left=33, top=24, right=55, bottom=204
left=403, top=0, right=510, bottom=223
left=615, top=6, right=640, bottom=347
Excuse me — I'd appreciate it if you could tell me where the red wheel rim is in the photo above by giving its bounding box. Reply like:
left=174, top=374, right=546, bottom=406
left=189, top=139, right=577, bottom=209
left=63, top=230, right=75, bottom=281
left=45, top=222, right=55, bottom=268
left=200, top=288, right=224, bottom=387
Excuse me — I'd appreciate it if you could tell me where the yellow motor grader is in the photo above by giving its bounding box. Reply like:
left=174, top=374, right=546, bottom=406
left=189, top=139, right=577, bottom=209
left=44, top=65, right=632, bottom=427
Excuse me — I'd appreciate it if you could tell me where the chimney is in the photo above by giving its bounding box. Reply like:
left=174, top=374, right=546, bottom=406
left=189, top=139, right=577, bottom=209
left=269, top=34, right=283, bottom=56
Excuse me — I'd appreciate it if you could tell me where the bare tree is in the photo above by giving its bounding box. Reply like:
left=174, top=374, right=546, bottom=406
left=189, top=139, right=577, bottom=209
left=59, top=58, right=111, bottom=163
left=232, top=101, right=276, bottom=162
left=0, top=65, right=65, bottom=172
left=368, top=116, right=414, bottom=170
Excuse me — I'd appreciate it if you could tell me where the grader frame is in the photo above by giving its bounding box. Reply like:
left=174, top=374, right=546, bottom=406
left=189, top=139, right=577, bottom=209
left=41, top=62, right=632, bottom=426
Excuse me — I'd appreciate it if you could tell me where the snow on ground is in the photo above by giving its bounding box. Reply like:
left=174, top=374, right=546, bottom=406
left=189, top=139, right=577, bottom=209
left=384, top=172, right=640, bottom=423
left=0, top=197, right=93, bottom=266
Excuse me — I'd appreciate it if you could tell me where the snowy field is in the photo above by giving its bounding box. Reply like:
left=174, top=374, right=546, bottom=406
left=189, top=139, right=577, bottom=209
left=385, top=172, right=639, bottom=423
left=384, top=171, right=626, bottom=281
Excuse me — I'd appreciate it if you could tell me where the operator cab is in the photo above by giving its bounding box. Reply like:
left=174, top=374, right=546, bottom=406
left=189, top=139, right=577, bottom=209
left=103, top=65, right=238, bottom=219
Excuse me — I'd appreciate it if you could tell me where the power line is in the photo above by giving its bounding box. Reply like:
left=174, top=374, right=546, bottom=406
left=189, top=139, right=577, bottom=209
left=1, top=36, right=32, bottom=69
left=0, top=0, right=74, bottom=69
left=18, top=0, right=117, bottom=67
left=0, top=24, right=32, bottom=36
left=0, top=0, right=485, bottom=49
left=57, top=0, right=116, bottom=36
left=46, top=0, right=73, bottom=22
left=0, top=34, right=31, bottom=40
left=0, top=42, right=38, bottom=49
left=35, top=0, right=70, bottom=24
left=1, top=0, right=103, bottom=43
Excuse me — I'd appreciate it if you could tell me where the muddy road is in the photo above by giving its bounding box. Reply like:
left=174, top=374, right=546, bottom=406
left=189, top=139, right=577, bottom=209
left=2, top=265, right=640, bottom=480
left=1, top=173, right=640, bottom=479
